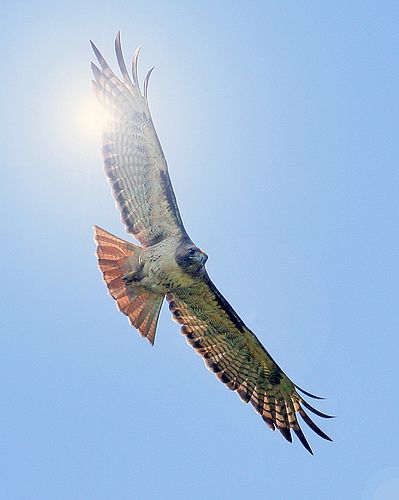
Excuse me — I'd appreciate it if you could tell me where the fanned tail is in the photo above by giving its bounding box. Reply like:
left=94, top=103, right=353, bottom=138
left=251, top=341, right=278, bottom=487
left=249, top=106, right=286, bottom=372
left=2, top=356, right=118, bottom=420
left=93, top=225, right=164, bottom=344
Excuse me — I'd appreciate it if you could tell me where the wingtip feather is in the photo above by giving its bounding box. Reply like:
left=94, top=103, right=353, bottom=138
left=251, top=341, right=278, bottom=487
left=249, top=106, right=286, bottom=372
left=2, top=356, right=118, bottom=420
left=114, top=31, right=133, bottom=86
left=293, top=428, right=313, bottom=455
left=295, top=384, right=324, bottom=400
left=144, top=66, right=155, bottom=99
left=91, top=61, right=102, bottom=79
left=278, top=426, right=293, bottom=443
left=301, top=398, right=335, bottom=419
left=298, top=407, right=333, bottom=442
left=132, top=44, right=143, bottom=91
left=90, top=40, right=108, bottom=70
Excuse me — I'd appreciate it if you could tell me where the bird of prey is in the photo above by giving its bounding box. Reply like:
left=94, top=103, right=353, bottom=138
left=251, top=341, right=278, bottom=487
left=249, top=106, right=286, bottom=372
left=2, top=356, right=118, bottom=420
left=90, top=33, right=333, bottom=454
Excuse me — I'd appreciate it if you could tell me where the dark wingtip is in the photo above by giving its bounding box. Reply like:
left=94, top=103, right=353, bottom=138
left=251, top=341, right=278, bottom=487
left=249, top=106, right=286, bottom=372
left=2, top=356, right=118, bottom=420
left=298, top=407, right=333, bottom=442
left=301, top=399, right=335, bottom=419
left=295, top=384, right=324, bottom=400
left=278, top=426, right=293, bottom=443
left=294, top=428, right=313, bottom=455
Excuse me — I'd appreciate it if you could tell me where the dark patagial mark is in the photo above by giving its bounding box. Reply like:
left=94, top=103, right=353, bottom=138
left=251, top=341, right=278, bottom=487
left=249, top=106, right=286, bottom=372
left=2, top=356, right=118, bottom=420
left=159, top=170, right=186, bottom=230
left=206, top=279, right=245, bottom=333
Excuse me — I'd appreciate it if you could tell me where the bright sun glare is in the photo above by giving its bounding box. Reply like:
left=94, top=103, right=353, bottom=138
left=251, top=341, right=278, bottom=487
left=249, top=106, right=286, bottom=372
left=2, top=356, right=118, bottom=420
left=77, top=98, right=110, bottom=137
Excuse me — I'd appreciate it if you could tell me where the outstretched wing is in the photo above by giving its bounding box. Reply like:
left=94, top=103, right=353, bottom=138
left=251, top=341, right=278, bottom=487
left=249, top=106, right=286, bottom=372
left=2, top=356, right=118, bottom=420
left=167, top=276, right=333, bottom=454
left=91, top=33, right=186, bottom=247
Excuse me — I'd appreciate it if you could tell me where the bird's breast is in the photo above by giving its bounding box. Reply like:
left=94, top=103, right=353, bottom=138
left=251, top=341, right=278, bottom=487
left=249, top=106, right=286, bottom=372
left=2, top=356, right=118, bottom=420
left=141, top=238, right=193, bottom=293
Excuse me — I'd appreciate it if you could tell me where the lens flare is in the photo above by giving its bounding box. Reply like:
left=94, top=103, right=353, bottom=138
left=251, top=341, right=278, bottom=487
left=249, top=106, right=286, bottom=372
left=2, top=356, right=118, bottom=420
left=77, top=98, right=110, bottom=137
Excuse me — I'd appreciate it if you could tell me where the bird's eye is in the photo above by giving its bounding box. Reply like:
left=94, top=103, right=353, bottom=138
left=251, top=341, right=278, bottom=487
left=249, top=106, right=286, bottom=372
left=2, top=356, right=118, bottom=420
left=188, top=248, right=196, bottom=256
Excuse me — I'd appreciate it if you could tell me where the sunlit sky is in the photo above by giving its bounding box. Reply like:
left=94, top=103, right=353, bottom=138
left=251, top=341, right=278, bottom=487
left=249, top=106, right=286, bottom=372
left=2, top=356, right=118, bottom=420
left=1, top=2, right=398, bottom=499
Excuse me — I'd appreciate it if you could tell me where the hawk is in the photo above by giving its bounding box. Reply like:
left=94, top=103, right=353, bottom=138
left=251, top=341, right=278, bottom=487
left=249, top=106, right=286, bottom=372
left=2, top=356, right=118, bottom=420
left=90, top=33, right=333, bottom=454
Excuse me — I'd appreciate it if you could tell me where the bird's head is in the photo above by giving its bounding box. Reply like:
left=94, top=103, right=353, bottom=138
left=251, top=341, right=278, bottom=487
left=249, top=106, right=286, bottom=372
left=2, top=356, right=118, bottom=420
left=176, top=242, right=208, bottom=275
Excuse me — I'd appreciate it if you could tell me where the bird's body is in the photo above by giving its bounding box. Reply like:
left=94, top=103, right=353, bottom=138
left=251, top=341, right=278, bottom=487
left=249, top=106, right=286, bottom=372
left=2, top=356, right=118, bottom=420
left=130, top=237, right=187, bottom=292
left=130, top=236, right=208, bottom=293
left=91, top=33, right=333, bottom=454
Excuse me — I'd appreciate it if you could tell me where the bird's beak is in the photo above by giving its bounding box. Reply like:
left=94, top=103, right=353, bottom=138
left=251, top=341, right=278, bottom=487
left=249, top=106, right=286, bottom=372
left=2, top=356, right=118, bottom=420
left=200, top=249, right=208, bottom=265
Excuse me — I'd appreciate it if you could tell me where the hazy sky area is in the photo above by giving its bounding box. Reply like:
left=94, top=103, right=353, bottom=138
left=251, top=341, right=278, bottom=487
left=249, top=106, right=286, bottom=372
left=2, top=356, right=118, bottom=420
left=1, top=1, right=398, bottom=499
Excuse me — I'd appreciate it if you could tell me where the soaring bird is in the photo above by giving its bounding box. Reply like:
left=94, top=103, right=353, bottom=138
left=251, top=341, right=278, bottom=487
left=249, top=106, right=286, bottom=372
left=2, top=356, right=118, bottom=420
left=90, top=33, right=333, bottom=454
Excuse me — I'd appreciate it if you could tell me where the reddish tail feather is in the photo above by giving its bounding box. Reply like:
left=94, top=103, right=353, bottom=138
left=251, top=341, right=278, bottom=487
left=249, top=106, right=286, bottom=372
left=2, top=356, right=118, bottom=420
left=93, top=225, right=164, bottom=345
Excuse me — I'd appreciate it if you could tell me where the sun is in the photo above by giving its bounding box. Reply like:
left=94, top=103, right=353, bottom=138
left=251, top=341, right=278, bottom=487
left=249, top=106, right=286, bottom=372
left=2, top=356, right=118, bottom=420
left=77, top=97, right=110, bottom=137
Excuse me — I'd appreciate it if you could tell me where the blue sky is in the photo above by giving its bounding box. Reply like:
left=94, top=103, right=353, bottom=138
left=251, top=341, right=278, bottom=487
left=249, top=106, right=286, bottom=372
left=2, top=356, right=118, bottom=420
left=1, top=1, right=398, bottom=499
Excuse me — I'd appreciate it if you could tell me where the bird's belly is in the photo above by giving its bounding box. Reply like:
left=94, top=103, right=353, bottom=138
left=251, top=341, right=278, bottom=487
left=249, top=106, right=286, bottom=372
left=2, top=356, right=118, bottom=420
left=149, top=268, right=191, bottom=293
left=140, top=255, right=188, bottom=294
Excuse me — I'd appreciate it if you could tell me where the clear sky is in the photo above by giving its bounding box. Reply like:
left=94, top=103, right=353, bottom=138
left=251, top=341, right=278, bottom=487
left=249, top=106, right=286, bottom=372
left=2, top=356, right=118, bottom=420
left=1, top=1, right=398, bottom=499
